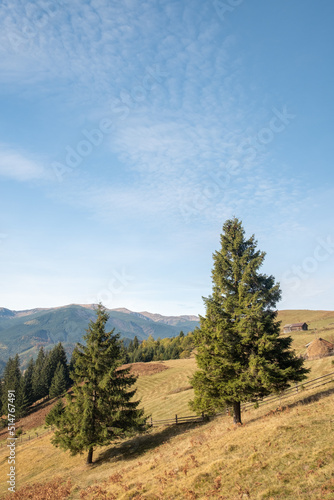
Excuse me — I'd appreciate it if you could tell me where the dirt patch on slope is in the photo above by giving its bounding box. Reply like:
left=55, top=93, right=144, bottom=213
left=122, top=362, right=168, bottom=377
left=0, top=397, right=58, bottom=438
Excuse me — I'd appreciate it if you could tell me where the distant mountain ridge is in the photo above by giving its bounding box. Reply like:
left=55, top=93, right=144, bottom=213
left=0, top=304, right=200, bottom=371
left=111, top=307, right=199, bottom=325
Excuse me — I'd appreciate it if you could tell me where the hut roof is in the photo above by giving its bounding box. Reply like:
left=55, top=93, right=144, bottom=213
left=283, top=322, right=307, bottom=328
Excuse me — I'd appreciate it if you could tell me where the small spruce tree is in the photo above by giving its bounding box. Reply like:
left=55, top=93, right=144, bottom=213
left=53, top=343, right=70, bottom=388
left=46, top=304, right=146, bottom=464
left=1, top=355, right=22, bottom=413
left=49, top=363, right=67, bottom=398
left=190, top=217, right=309, bottom=424
left=133, top=336, right=139, bottom=350
left=16, top=377, right=30, bottom=418
left=23, top=358, right=35, bottom=406
left=32, top=347, right=48, bottom=401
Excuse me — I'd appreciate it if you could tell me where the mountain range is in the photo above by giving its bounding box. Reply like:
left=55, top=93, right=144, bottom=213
left=0, top=304, right=200, bottom=372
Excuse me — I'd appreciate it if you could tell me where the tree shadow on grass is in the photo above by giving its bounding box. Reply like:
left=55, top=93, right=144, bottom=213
left=93, top=420, right=208, bottom=467
left=280, top=385, right=334, bottom=411
left=245, top=385, right=334, bottom=425
left=27, top=396, right=54, bottom=415
left=93, top=386, right=334, bottom=466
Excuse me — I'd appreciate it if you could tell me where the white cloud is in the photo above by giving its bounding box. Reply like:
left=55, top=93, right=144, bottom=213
left=0, top=144, right=49, bottom=182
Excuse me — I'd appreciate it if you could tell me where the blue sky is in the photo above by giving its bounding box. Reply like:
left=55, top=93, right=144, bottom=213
left=0, top=0, right=333, bottom=316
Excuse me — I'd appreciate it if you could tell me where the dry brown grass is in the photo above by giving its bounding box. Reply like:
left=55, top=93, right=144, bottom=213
left=2, top=477, right=72, bottom=499
left=1, top=327, right=334, bottom=499
left=1, top=379, right=333, bottom=499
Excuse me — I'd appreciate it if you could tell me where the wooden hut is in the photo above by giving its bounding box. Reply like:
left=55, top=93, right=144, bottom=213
left=283, top=322, right=308, bottom=333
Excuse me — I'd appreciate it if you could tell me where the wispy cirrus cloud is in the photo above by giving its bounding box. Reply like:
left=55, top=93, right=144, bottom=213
left=105, top=104, right=303, bottom=225
left=0, top=1, right=182, bottom=98
left=0, top=2, right=308, bottom=230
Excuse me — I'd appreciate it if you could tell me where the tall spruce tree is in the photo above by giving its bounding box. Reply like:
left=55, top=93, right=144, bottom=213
left=23, top=358, right=35, bottom=406
left=49, top=363, right=67, bottom=398
left=44, top=343, right=70, bottom=390
left=46, top=304, right=146, bottom=464
left=54, top=343, right=70, bottom=388
left=32, top=347, right=48, bottom=401
left=1, top=355, right=22, bottom=414
left=190, top=218, right=309, bottom=424
left=16, top=377, right=30, bottom=418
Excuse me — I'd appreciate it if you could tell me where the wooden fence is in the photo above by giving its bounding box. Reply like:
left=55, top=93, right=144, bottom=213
left=149, top=371, right=334, bottom=427
left=238, top=370, right=334, bottom=413
left=0, top=427, right=53, bottom=447
left=1, top=371, right=333, bottom=444
left=149, top=412, right=206, bottom=427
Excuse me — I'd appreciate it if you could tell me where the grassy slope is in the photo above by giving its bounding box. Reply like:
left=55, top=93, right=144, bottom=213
left=135, top=358, right=196, bottom=420
left=277, top=309, right=334, bottom=329
left=0, top=313, right=334, bottom=499
left=1, top=376, right=333, bottom=499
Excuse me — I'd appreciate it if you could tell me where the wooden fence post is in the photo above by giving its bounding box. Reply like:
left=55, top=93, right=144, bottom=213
left=175, top=414, right=178, bottom=424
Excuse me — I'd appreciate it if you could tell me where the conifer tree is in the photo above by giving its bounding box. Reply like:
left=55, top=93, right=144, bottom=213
left=54, top=342, right=68, bottom=370
left=49, top=363, right=68, bottom=398
left=133, top=336, right=139, bottom=350
left=190, top=218, right=309, bottom=424
left=44, top=345, right=59, bottom=388
left=68, top=350, right=77, bottom=380
left=45, top=343, right=70, bottom=390
left=46, top=304, right=146, bottom=464
left=1, top=355, right=22, bottom=414
left=45, top=399, right=64, bottom=426
left=23, top=358, right=35, bottom=406
left=0, top=376, right=2, bottom=413
left=128, top=339, right=134, bottom=353
left=32, top=347, right=48, bottom=401
left=16, top=377, right=30, bottom=418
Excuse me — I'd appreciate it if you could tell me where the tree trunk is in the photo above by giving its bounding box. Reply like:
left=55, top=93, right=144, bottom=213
left=233, top=401, right=242, bottom=424
left=87, top=447, right=93, bottom=464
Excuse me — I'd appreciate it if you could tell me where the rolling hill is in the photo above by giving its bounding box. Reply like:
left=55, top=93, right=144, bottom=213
left=0, top=314, right=333, bottom=498
left=0, top=354, right=333, bottom=499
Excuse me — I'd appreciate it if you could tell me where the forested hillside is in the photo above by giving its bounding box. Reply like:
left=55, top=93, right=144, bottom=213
left=0, top=305, right=199, bottom=372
